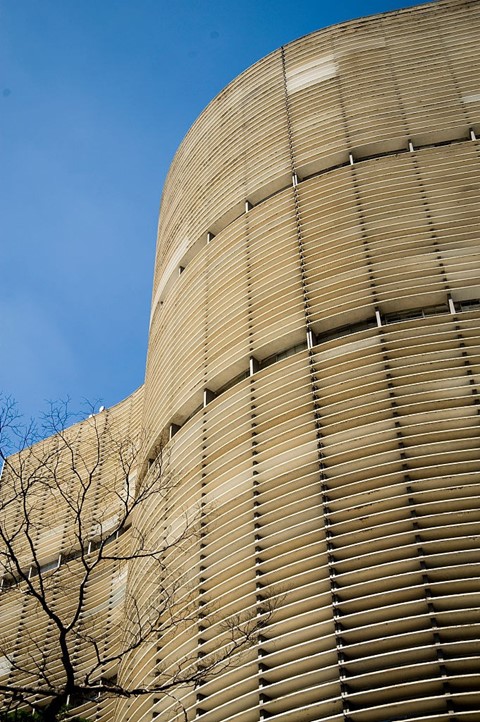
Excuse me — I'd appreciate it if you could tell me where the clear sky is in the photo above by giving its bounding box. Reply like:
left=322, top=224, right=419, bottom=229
left=0, top=0, right=431, bottom=422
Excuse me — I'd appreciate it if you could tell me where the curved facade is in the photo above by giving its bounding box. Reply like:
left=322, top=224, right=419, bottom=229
left=2, top=1, right=480, bottom=721
left=0, top=388, right=144, bottom=721
left=133, top=0, right=480, bottom=720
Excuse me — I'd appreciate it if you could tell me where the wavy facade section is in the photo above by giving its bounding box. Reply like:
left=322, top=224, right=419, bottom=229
left=136, top=0, right=480, bottom=720
left=0, top=389, right=144, bottom=720
left=2, top=1, right=480, bottom=721
left=144, top=0, right=480, bottom=449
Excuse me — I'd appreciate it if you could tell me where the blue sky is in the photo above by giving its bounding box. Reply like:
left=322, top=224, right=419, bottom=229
left=0, top=0, right=430, bottom=422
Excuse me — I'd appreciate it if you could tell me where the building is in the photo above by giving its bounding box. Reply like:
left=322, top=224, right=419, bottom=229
left=1, top=0, right=480, bottom=720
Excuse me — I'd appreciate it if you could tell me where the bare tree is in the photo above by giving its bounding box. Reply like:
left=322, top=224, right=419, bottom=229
left=0, top=396, right=270, bottom=722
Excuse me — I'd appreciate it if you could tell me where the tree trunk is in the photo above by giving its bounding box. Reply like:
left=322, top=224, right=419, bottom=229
left=41, top=694, right=67, bottom=722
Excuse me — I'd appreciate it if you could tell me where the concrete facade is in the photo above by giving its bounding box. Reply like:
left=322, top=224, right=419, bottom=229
left=2, top=0, right=480, bottom=720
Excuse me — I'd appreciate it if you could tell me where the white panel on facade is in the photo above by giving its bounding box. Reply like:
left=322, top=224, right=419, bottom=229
left=286, top=56, right=337, bottom=93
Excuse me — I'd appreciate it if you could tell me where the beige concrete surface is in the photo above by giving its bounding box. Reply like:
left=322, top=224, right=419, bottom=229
left=2, top=0, right=480, bottom=719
